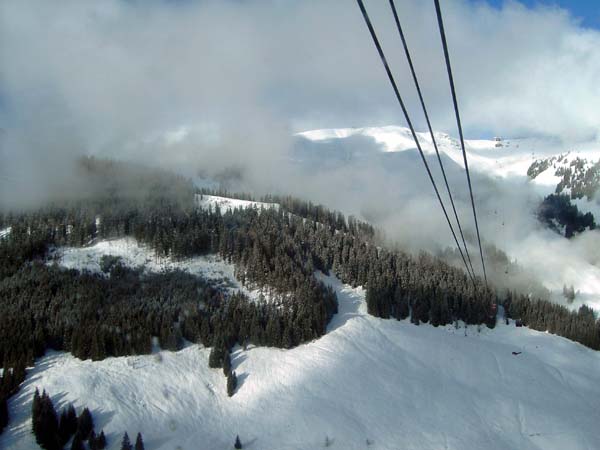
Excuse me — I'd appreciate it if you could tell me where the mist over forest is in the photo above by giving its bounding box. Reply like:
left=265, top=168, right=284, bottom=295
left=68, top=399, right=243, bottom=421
left=2, top=1, right=600, bottom=449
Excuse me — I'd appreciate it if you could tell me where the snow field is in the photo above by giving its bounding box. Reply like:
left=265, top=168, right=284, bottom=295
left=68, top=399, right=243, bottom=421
left=54, top=237, right=263, bottom=301
left=195, top=194, right=278, bottom=214
left=2, top=274, right=600, bottom=450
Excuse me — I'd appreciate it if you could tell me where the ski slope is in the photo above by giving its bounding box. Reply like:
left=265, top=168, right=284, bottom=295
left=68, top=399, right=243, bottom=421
left=2, top=273, right=600, bottom=450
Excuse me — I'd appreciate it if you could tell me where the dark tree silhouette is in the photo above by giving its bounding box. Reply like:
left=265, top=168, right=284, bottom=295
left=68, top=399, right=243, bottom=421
left=71, top=434, right=84, bottom=450
left=97, top=430, right=107, bottom=450
left=135, top=432, right=145, bottom=450
left=32, top=391, right=60, bottom=450
left=121, top=432, right=132, bottom=450
left=58, top=404, right=78, bottom=445
left=0, top=396, right=8, bottom=433
left=223, top=350, right=232, bottom=376
left=227, top=371, right=238, bottom=397
left=77, top=407, right=94, bottom=440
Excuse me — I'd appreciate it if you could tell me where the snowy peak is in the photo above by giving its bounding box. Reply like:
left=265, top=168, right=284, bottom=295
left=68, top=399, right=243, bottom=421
left=528, top=152, right=600, bottom=199
left=297, top=125, right=452, bottom=153
left=296, top=125, right=527, bottom=178
left=296, top=126, right=600, bottom=182
left=297, top=126, right=517, bottom=154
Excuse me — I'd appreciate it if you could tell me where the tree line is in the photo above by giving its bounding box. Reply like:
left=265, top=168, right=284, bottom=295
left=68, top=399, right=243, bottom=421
left=32, top=389, right=106, bottom=450
left=505, top=292, right=600, bottom=350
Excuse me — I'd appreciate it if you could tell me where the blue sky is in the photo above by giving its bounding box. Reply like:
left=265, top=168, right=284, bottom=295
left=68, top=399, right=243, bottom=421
left=482, top=0, right=600, bottom=28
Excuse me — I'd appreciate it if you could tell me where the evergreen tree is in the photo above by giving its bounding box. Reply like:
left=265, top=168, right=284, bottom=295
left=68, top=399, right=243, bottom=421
left=0, top=395, right=8, bottom=432
left=135, top=432, right=145, bottom=450
left=563, top=284, right=576, bottom=302
left=227, top=371, right=238, bottom=397
left=77, top=407, right=94, bottom=440
left=90, top=333, right=106, bottom=361
left=41, top=392, right=60, bottom=449
left=222, top=350, right=231, bottom=376
left=97, top=430, right=107, bottom=450
left=121, top=432, right=132, bottom=450
left=32, top=388, right=41, bottom=439
left=234, top=435, right=242, bottom=449
left=66, top=405, right=78, bottom=438
left=58, top=404, right=78, bottom=445
left=89, top=430, right=97, bottom=450
left=34, top=391, right=60, bottom=450
left=71, top=433, right=85, bottom=450
left=208, top=338, right=226, bottom=369
left=58, top=409, right=71, bottom=445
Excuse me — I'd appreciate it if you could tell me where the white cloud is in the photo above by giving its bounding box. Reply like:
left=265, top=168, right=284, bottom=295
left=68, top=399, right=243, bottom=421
left=2, top=0, right=600, bottom=151
left=3, top=0, right=600, bottom=306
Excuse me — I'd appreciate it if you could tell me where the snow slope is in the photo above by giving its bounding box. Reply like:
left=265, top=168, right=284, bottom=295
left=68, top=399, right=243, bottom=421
left=0, top=226, right=11, bottom=239
left=196, top=194, right=278, bottom=213
left=298, top=126, right=600, bottom=310
left=55, top=237, right=263, bottom=301
left=297, top=126, right=600, bottom=184
left=2, top=273, right=600, bottom=450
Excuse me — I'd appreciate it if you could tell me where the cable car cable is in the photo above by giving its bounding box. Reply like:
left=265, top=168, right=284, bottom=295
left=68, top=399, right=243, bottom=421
left=355, top=0, right=475, bottom=284
left=388, top=0, right=475, bottom=278
left=433, top=0, right=487, bottom=285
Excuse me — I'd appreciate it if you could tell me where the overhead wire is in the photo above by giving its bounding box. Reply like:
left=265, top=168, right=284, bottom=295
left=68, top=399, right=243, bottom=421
left=433, top=0, right=487, bottom=285
left=355, top=0, right=475, bottom=284
left=388, top=0, right=475, bottom=278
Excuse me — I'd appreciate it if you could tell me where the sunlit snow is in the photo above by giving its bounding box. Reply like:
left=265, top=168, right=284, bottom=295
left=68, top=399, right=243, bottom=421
left=2, top=273, right=599, bottom=450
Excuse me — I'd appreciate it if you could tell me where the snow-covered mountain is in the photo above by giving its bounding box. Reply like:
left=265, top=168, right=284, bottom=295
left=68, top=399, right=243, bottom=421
left=296, top=126, right=600, bottom=309
left=2, top=244, right=600, bottom=450
left=297, top=125, right=600, bottom=185
left=4, top=133, right=600, bottom=450
left=296, top=125, right=600, bottom=226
